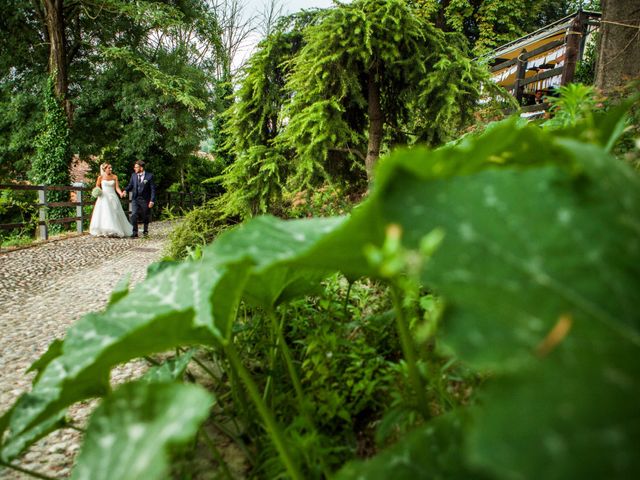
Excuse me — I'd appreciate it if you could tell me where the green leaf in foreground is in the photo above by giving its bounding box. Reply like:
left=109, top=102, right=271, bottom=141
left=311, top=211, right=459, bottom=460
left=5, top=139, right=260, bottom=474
left=371, top=127, right=640, bottom=476
left=26, top=339, right=63, bottom=384
left=0, top=256, right=251, bottom=460
left=141, top=350, right=195, bottom=384
left=468, top=328, right=640, bottom=479
left=71, top=381, right=213, bottom=480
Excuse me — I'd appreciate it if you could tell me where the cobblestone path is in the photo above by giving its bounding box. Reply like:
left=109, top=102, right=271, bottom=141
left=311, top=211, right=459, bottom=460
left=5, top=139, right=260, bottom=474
left=0, top=221, right=179, bottom=479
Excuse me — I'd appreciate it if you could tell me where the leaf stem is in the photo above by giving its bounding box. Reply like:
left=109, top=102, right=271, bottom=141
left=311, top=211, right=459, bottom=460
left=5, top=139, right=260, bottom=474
left=390, top=285, right=431, bottom=420
left=0, top=461, right=58, bottom=480
left=143, top=355, right=160, bottom=366
left=190, top=354, right=222, bottom=383
left=63, top=422, right=85, bottom=433
left=343, top=279, right=353, bottom=318
left=224, top=342, right=303, bottom=480
left=209, top=418, right=255, bottom=466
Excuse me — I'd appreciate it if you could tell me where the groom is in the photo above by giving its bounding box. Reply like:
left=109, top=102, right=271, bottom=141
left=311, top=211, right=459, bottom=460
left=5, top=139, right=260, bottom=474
left=122, top=160, right=156, bottom=237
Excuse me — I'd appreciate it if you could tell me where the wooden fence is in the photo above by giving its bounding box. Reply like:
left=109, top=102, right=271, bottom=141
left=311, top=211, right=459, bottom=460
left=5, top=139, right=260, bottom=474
left=0, top=184, right=210, bottom=241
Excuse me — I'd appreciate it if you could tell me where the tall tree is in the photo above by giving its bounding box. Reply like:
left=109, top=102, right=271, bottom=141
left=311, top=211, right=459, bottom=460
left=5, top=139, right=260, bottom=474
left=595, top=0, right=640, bottom=93
left=42, top=0, right=71, bottom=120
left=218, top=10, right=323, bottom=217
left=0, top=0, right=226, bottom=184
left=280, top=0, right=497, bottom=180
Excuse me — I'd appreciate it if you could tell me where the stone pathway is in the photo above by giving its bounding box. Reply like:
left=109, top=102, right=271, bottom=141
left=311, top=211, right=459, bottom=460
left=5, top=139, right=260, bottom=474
left=0, top=221, right=179, bottom=479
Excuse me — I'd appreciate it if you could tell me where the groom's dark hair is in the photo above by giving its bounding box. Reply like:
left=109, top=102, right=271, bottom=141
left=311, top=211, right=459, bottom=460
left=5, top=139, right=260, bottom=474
left=135, top=160, right=145, bottom=168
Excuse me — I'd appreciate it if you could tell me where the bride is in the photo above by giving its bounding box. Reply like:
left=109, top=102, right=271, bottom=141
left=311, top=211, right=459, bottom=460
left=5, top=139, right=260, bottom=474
left=89, top=163, right=133, bottom=237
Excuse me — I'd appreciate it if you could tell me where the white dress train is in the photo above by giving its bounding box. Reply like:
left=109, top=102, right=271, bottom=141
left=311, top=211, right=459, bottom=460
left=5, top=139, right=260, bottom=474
left=89, top=180, right=133, bottom=237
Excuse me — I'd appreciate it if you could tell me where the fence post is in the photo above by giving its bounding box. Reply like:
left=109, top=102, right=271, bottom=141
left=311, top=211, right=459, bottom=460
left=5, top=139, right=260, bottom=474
left=561, top=11, right=586, bottom=86
left=38, top=187, right=48, bottom=240
left=72, top=182, right=85, bottom=233
left=76, top=188, right=83, bottom=233
left=514, top=48, right=528, bottom=104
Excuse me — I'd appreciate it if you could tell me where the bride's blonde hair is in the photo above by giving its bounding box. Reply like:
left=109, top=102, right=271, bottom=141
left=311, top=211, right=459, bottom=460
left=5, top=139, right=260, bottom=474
left=99, top=163, right=111, bottom=177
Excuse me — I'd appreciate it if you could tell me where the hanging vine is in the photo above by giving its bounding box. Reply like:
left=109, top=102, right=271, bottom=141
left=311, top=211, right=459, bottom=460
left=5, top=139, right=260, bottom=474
left=30, top=74, right=72, bottom=232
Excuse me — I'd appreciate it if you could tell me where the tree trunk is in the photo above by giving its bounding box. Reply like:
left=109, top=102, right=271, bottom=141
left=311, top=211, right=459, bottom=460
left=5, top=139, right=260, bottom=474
left=43, top=0, right=72, bottom=123
left=365, top=70, right=384, bottom=180
left=595, top=0, right=640, bottom=94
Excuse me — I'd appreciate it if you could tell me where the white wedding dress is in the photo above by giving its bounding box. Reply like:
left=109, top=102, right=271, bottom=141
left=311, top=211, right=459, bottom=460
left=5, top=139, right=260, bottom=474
left=89, top=180, right=133, bottom=237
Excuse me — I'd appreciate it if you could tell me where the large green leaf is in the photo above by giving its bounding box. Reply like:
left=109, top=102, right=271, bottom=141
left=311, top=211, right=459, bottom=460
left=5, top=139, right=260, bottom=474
left=370, top=123, right=640, bottom=477
left=71, top=381, right=213, bottom=480
left=375, top=131, right=640, bottom=367
left=205, top=216, right=345, bottom=307
left=0, top=216, right=354, bottom=460
left=0, top=256, right=251, bottom=460
left=468, top=328, right=640, bottom=479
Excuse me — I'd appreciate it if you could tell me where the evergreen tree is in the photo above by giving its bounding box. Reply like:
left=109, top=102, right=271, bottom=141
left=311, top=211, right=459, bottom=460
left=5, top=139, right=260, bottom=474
left=280, top=0, right=496, bottom=180
left=217, top=10, right=324, bottom=217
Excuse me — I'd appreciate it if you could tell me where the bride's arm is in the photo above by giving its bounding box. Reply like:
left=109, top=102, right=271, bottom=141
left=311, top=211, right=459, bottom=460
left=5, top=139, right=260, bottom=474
left=115, top=177, right=123, bottom=197
left=96, top=176, right=102, bottom=188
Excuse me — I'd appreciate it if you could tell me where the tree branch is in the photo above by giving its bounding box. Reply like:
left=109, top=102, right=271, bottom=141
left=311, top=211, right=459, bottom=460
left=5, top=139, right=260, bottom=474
left=329, top=146, right=366, bottom=161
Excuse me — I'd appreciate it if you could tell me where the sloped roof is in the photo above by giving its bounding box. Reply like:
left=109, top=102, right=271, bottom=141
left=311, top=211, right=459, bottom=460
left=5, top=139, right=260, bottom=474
left=483, top=10, right=600, bottom=63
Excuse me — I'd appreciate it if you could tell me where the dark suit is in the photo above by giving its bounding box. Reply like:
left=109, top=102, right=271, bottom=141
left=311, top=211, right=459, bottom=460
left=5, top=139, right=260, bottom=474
left=125, top=171, right=156, bottom=235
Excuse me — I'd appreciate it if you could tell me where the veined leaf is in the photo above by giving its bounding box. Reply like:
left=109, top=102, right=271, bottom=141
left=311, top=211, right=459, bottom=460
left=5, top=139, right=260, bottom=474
left=371, top=122, right=640, bottom=476
left=468, top=329, right=640, bottom=479
left=71, top=382, right=213, bottom=480
left=0, top=256, right=251, bottom=461
left=25, top=339, right=63, bottom=384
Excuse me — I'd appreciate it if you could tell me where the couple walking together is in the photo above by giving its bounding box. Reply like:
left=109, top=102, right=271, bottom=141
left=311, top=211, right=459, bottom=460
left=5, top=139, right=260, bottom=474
left=89, top=160, right=156, bottom=238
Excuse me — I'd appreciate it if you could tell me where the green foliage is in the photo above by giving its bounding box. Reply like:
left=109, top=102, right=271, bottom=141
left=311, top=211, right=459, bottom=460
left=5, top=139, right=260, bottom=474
left=2, top=0, right=226, bottom=192
left=411, top=0, right=601, bottom=56
left=0, top=188, right=38, bottom=244
left=100, top=47, right=207, bottom=112
left=287, top=185, right=358, bottom=218
left=71, top=381, right=213, bottom=480
left=281, top=0, right=495, bottom=181
left=221, top=0, right=500, bottom=218
left=473, top=0, right=527, bottom=55
left=74, top=46, right=214, bottom=191
left=574, top=32, right=598, bottom=85
left=543, top=83, right=599, bottom=129
left=29, top=76, right=70, bottom=187
left=0, top=86, right=43, bottom=182
left=218, top=11, right=320, bottom=218
left=164, top=202, right=231, bottom=259
left=2, top=105, right=639, bottom=479
left=28, top=75, right=71, bottom=231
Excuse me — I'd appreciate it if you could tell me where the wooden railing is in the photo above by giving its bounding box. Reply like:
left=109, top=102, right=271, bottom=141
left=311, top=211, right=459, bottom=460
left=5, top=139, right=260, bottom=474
left=0, top=184, right=91, bottom=240
left=490, top=11, right=590, bottom=109
left=0, top=184, right=212, bottom=241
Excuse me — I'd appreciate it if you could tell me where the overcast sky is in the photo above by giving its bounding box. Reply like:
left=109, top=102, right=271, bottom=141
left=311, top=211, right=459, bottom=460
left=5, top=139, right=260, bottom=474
left=253, top=0, right=340, bottom=15
left=233, top=0, right=349, bottom=69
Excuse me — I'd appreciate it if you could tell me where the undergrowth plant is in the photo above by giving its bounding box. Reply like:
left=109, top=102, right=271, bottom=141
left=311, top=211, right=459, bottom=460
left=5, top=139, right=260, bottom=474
left=1, top=99, right=639, bottom=480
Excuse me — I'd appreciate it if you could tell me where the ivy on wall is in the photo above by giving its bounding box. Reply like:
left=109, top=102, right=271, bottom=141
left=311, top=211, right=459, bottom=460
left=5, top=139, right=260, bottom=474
left=29, top=75, right=72, bottom=231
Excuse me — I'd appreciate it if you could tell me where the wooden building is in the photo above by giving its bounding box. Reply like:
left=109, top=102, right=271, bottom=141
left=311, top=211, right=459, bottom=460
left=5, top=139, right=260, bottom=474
left=486, top=10, right=600, bottom=118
